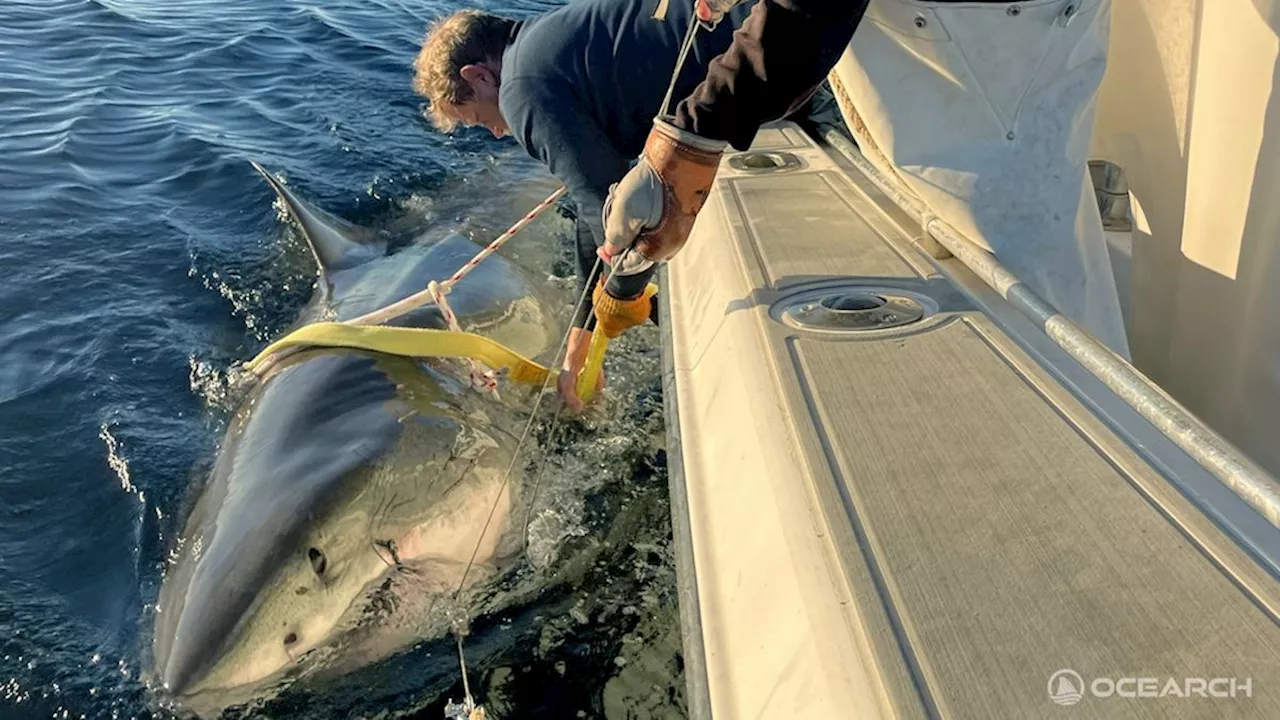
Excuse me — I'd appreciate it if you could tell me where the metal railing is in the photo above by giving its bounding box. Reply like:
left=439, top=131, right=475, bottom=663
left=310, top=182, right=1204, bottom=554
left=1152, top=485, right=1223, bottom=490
left=821, top=128, right=1280, bottom=531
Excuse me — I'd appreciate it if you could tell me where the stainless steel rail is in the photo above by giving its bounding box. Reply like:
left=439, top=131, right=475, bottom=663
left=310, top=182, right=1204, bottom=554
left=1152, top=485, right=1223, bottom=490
left=821, top=128, right=1280, bottom=530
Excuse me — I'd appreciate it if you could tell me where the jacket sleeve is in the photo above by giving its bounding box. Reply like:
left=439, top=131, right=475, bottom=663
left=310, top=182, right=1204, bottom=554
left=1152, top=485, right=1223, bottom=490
left=673, top=0, right=869, bottom=151
left=501, top=76, right=633, bottom=328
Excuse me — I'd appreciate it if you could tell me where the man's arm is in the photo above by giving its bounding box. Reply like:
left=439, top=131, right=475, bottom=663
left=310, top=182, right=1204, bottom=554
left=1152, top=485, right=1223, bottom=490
left=501, top=76, right=631, bottom=327
left=600, top=0, right=869, bottom=269
left=502, top=75, right=649, bottom=411
left=676, top=0, right=869, bottom=151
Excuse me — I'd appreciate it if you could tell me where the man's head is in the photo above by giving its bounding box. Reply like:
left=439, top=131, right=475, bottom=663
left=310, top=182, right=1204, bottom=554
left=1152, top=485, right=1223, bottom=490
left=413, top=10, right=514, bottom=138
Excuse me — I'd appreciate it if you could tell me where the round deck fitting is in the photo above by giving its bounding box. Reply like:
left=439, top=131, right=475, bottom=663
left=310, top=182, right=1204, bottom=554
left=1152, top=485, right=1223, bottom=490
left=779, top=289, right=927, bottom=333
left=727, top=151, right=803, bottom=175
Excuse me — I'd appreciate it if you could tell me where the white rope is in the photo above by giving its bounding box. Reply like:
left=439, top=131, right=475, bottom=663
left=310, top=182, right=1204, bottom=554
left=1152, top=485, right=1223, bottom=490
left=349, top=187, right=567, bottom=327
left=367, top=187, right=567, bottom=400
left=275, top=186, right=567, bottom=399
left=442, top=630, right=483, bottom=720
left=428, top=280, right=501, bottom=400
left=658, top=11, right=701, bottom=118
left=248, top=187, right=568, bottom=381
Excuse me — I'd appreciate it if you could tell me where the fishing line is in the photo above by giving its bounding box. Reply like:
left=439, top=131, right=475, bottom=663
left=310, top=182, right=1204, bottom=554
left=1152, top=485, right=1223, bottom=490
left=445, top=256, right=609, bottom=717
left=517, top=248, right=641, bottom=556
left=444, top=7, right=702, bottom=711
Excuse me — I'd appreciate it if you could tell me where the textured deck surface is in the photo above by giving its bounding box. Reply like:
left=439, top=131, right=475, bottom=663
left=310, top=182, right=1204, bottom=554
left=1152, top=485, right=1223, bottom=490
left=662, top=122, right=1280, bottom=719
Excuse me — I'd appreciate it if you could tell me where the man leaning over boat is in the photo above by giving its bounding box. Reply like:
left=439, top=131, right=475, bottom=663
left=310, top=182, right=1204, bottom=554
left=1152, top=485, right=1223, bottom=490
left=416, top=0, right=1127, bottom=407
left=412, top=0, right=758, bottom=411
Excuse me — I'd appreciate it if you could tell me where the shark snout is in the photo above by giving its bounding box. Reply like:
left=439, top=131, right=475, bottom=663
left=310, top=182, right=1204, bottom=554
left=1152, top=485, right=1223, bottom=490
left=158, top=623, right=210, bottom=697
left=157, top=599, right=298, bottom=698
left=153, top=554, right=263, bottom=698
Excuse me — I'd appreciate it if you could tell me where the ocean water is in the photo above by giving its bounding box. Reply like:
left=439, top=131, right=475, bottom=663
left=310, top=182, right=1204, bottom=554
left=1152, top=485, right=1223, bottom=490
left=0, top=1, right=682, bottom=718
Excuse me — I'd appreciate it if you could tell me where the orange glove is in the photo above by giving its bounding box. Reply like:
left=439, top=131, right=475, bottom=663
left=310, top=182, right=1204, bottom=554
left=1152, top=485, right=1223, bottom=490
left=591, top=281, right=659, bottom=339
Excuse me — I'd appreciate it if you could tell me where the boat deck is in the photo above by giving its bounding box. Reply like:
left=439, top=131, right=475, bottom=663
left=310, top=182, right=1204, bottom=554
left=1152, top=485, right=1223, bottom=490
left=660, top=122, right=1280, bottom=718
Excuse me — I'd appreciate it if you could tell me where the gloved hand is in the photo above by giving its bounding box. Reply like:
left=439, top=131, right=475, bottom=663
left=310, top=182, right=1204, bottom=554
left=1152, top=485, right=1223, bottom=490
left=602, top=117, right=726, bottom=268
left=695, top=0, right=745, bottom=26
left=591, top=281, right=659, bottom=339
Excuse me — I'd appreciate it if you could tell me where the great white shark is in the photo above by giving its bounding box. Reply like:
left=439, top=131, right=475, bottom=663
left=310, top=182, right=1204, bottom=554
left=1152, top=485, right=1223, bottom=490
left=151, top=164, right=559, bottom=713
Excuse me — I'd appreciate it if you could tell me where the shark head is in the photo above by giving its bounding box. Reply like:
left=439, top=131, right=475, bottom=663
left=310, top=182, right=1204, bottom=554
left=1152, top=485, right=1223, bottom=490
left=152, top=165, right=537, bottom=710
left=153, top=352, right=507, bottom=700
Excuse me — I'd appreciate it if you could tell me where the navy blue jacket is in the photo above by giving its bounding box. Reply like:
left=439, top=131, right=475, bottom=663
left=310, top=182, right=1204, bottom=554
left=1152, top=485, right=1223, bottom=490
left=499, top=0, right=752, bottom=325
left=675, top=0, right=868, bottom=148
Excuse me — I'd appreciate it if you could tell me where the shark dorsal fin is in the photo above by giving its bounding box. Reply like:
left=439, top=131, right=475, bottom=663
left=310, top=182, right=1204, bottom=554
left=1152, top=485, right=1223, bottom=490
left=251, top=162, right=387, bottom=273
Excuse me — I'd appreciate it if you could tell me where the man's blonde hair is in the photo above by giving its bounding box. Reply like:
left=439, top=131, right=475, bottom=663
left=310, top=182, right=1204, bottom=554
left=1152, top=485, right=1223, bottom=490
left=413, top=10, right=514, bottom=132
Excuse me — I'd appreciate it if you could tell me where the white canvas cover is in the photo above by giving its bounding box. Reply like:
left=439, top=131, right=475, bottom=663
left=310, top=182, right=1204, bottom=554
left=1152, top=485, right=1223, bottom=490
left=830, top=0, right=1130, bottom=358
left=1089, top=0, right=1280, bottom=478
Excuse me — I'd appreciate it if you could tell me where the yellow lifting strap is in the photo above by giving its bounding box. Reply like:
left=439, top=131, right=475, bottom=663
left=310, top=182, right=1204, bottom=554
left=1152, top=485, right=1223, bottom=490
left=244, top=323, right=552, bottom=386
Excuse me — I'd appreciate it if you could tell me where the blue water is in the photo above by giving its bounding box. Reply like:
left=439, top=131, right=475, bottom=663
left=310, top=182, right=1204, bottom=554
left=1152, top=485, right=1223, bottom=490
left=0, top=1, right=681, bottom=718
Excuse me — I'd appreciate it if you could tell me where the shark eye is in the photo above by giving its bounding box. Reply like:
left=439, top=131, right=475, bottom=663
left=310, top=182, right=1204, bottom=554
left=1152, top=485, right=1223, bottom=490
left=284, top=632, right=298, bottom=646
left=308, top=547, right=327, bottom=576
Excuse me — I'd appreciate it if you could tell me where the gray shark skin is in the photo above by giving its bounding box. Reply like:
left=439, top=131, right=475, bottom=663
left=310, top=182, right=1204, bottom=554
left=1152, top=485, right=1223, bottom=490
left=151, top=164, right=557, bottom=715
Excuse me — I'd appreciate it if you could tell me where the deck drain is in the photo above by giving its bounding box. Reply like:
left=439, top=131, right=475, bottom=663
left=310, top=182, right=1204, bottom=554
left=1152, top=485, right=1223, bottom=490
left=728, top=151, right=803, bottom=174
left=780, top=290, right=926, bottom=333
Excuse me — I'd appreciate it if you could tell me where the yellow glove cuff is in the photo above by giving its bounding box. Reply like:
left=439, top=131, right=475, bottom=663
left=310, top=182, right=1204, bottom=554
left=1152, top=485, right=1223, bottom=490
left=591, top=282, right=659, bottom=339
